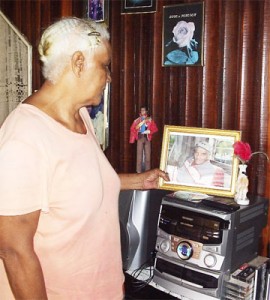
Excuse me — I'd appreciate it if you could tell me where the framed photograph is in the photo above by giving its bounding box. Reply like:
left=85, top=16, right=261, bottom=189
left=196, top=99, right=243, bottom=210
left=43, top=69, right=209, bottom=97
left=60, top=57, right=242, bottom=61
left=87, top=0, right=109, bottom=24
left=162, top=2, right=204, bottom=66
left=87, top=83, right=110, bottom=151
left=0, top=11, right=32, bottom=124
left=159, top=126, right=241, bottom=197
left=121, top=0, right=157, bottom=14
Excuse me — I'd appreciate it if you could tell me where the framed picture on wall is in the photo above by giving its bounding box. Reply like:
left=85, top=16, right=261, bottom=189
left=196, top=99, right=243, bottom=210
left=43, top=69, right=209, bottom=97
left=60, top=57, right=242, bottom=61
left=121, top=0, right=157, bottom=14
left=87, top=0, right=109, bottom=24
left=162, top=2, right=204, bottom=66
left=0, top=11, right=32, bottom=124
left=87, top=83, right=110, bottom=151
left=159, top=126, right=241, bottom=197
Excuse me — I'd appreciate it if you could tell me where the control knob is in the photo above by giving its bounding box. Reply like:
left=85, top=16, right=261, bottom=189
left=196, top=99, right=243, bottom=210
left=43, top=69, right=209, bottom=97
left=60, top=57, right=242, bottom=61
left=204, top=254, right=217, bottom=268
left=160, top=239, right=170, bottom=253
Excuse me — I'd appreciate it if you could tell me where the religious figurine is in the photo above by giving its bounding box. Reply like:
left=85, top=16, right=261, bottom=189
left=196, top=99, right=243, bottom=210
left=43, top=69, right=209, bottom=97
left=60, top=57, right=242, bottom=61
left=129, top=106, right=158, bottom=173
left=234, top=164, right=249, bottom=205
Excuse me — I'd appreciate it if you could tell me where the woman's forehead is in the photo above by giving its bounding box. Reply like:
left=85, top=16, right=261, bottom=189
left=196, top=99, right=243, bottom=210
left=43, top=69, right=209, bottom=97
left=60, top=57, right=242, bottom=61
left=92, top=41, right=111, bottom=62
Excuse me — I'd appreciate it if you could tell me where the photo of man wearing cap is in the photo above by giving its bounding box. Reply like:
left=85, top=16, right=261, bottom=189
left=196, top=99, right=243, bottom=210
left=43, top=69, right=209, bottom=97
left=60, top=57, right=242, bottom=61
left=173, top=141, right=225, bottom=188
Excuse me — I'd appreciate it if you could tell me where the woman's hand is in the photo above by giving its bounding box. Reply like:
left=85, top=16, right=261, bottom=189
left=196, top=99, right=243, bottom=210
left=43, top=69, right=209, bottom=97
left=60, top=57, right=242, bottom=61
left=140, top=168, right=170, bottom=190
left=119, top=169, right=170, bottom=190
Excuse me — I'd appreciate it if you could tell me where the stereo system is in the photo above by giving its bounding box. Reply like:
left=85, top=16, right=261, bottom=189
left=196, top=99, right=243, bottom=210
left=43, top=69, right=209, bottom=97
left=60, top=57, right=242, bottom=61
left=118, top=189, right=170, bottom=271
left=153, top=195, right=268, bottom=299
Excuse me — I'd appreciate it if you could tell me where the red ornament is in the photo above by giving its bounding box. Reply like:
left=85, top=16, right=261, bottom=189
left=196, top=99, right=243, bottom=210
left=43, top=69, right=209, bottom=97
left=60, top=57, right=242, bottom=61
left=233, top=141, right=252, bottom=163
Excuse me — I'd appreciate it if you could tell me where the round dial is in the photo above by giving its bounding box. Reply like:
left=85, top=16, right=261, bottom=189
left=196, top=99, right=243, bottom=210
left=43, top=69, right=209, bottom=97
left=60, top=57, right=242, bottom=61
left=176, top=241, right=193, bottom=260
left=160, top=240, right=170, bottom=253
left=204, top=254, right=217, bottom=268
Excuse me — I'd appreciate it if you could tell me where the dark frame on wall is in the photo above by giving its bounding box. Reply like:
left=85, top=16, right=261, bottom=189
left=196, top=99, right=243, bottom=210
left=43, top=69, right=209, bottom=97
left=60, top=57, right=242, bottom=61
left=87, top=83, right=110, bottom=151
left=121, top=0, right=156, bottom=14
left=87, top=0, right=109, bottom=24
left=162, top=2, right=204, bottom=66
left=86, top=0, right=110, bottom=151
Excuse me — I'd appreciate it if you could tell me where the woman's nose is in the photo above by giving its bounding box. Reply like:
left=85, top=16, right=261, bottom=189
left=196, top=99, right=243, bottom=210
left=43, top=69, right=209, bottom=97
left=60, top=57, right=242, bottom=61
left=107, top=73, right=111, bottom=83
left=106, top=67, right=112, bottom=83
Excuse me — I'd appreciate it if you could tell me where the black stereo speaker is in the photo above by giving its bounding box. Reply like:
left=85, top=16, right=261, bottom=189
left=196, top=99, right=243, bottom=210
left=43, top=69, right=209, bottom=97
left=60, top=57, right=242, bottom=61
left=118, top=189, right=170, bottom=271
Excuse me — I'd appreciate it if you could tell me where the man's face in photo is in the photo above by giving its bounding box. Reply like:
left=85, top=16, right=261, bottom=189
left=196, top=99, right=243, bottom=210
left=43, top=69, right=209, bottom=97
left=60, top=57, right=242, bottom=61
left=194, top=147, right=209, bottom=165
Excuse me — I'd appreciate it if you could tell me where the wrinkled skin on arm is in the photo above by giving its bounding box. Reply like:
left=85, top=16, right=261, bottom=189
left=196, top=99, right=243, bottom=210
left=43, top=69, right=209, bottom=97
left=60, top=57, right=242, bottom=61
left=0, top=211, right=48, bottom=300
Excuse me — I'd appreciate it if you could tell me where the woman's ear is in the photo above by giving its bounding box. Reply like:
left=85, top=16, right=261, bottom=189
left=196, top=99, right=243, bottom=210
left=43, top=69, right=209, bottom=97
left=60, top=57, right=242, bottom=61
left=71, top=51, right=85, bottom=77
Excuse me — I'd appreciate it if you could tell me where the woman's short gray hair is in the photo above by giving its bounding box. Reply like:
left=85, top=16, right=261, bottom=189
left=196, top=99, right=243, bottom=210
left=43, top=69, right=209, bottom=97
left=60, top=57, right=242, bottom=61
left=38, top=17, right=110, bottom=83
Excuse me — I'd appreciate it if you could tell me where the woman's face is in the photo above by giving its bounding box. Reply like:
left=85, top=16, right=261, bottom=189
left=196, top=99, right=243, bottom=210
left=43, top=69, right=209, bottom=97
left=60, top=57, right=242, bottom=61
left=83, top=40, right=111, bottom=106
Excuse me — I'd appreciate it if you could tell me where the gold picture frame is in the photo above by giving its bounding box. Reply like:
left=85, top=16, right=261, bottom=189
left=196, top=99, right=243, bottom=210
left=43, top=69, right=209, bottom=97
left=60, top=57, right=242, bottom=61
left=159, top=126, right=241, bottom=197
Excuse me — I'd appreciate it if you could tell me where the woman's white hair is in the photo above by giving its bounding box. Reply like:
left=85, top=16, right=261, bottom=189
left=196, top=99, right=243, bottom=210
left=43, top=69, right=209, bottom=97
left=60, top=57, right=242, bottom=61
left=38, top=17, right=110, bottom=84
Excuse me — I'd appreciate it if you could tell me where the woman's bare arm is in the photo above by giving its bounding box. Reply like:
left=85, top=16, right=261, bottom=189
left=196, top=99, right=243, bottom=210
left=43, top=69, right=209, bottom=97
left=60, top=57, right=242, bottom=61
left=0, top=210, right=47, bottom=299
left=119, top=168, right=169, bottom=190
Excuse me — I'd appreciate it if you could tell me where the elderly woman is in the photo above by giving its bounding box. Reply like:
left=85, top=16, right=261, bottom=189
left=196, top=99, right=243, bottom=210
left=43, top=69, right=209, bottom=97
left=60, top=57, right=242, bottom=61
left=0, top=17, right=168, bottom=299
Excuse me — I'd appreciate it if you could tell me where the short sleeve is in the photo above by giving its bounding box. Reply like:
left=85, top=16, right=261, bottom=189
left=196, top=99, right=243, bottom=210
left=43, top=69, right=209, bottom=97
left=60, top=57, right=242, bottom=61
left=0, top=140, right=49, bottom=215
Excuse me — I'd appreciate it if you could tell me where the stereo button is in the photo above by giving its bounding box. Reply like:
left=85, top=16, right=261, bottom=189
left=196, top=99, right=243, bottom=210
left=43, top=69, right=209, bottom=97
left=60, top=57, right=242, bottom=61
left=160, top=240, right=170, bottom=253
left=204, top=254, right=217, bottom=268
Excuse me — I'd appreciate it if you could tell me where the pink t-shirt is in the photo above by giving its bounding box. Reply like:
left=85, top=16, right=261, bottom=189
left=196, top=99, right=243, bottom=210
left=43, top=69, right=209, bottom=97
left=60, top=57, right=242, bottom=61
left=0, top=104, right=124, bottom=299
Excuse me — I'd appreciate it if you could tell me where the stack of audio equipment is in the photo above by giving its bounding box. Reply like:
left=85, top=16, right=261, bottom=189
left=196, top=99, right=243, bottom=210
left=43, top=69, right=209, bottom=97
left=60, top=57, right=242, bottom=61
left=153, top=194, right=268, bottom=300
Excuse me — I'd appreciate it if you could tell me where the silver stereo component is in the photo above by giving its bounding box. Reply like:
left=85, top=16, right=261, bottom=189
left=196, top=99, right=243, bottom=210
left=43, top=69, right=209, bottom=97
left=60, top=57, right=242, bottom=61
left=154, top=253, right=222, bottom=299
left=153, top=195, right=268, bottom=299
